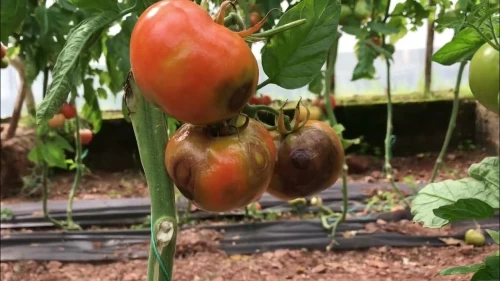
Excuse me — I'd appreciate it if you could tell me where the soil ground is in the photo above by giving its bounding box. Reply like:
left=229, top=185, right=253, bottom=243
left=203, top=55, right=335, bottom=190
left=1, top=149, right=492, bottom=204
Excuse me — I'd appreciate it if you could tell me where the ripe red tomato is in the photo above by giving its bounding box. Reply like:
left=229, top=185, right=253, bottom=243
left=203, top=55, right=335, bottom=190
left=130, top=0, right=259, bottom=125
left=1, top=43, right=6, bottom=59
left=260, top=95, right=272, bottom=105
left=78, top=129, right=93, bottom=145
left=165, top=118, right=276, bottom=212
left=250, top=12, right=262, bottom=27
left=267, top=120, right=345, bottom=200
left=248, top=95, right=259, bottom=105
left=60, top=103, right=77, bottom=119
left=48, top=114, right=66, bottom=129
left=469, top=42, right=499, bottom=114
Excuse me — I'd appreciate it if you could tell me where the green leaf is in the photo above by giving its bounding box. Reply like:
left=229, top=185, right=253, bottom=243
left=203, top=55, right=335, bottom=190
left=53, top=134, right=75, bottom=153
left=351, top=41, right=377, bottom=81
left=68, top=0, right=119, bottom=11
left=367, top=22, right=400, bottom=35
left=433, top=198, right=495, bottom=222
left=31, top=141, right=68, bottom=169
left=411, top=177, right=500, bottom=228
left=341, top=25, right=368, bottom=37
left=27, top=144, right=44, bottom=165
left=472, top=255, right=500, bottom=281
left=387, top=16, right=408, bottom=44
left=468, top=157, right=499, bottom=192
left=486, top=229, right=499, bottom=244
left=308, top=72, right=324, bottom=95
left=261, top=0, right=341, bottom=89
left=0, top=0, right=26, bottom=42
left=438, top=263, right=485, bottom=276
left=432, top=26, right=499, bottom=65
left=82, top=78, right=103, bottom=133
left=36, top=11, right=118, bottom=125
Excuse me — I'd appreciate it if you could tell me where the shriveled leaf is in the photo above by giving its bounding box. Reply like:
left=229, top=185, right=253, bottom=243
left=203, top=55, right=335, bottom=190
left=262, top=0, right=341, bottom=89
left=68, top=0, right=119, bottom=11
left=433, top=198, right=495, bottom=222
left=486, top=230, right=499, bottom=244
left=471, top=255, right=500, bottom=281
left=411, top=178, right=500, bottom=228
left=308, top=72, right=324, bottom=95
left=36, top=11, right=118, bottom=125
left=1, top=0, right=27, bottom=42
left=438, top=263, right=485, bottom=276
left=82, top=79, right=103, bottom=133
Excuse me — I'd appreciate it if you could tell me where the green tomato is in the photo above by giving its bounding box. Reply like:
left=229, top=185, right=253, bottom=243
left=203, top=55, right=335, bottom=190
left=469, top=42, right=499, bottom=114
left=354, top=0, right=370, bottom=20
left=339, top=4, right=353, bottom=25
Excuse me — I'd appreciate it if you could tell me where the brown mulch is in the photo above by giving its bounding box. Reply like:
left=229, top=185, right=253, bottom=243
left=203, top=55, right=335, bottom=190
left=1, top=243, right=498, bottom=281
left=1, top=149, right=492, bottom=205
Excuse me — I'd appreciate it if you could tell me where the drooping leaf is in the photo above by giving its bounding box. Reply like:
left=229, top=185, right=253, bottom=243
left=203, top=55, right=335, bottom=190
left=351, top=41, right=377, bottom=81
left=438, top=263, right=485, bottom=276
left=68, top=0, right=119, bottom=11
left=411, top=159, right=500, bottom=228
left=0, top=0, right=27, bottom=42
left=486, top=230, right=499, bottom=244
left=471, top=255, right=500, bottom=281
left=433, top=198, right=495, bottom=222
left=36, top=11, right=118, bottom=125
left=308, top=72, right=324, bottom=95
left=261, top=0, right=341, bottom=89
left=82, top=78, right=103, bottom=133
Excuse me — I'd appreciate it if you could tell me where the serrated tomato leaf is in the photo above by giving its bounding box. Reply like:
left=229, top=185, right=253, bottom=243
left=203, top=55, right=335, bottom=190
left=351, top=42, right=378, bottom=81
left=471, top=255, right=499, bottom=281
left=468, top=157, right=499, bottom=192
left=1, top=0, right=27, bottom=42
left=308, top=72, right=324, bottom=95
left=485, top=230, right=499, bottom=244
left=433, top=198, right=495, bottom=222
left=262, top=0, right=341, bottom=89
left=36, top=11, right=118, bottom=125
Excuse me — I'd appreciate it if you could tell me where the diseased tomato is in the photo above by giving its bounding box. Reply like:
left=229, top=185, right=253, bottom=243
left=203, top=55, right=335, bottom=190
left=267, top=120, right=344, bottom=200
left=165, top=118, right=276, bottom=212
left=250, top=12, right=262, bottom=27
left=469, top=42, right=499, bottom=114
left=48, top=114, right=66, bottom=129
left=130, top=0, right=260, bottom=125
left=60, top=103, right=77, bottom=119
left=339, top=4, right=353, bottom=25
left=78, top=129, right=93, bottom=145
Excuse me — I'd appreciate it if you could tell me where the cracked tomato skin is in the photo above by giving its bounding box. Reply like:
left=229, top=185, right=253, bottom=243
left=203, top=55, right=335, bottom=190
left=165, top=118, right=276, bottom=212
left=267, top=120, right=344, bottom=200
left=130, top=0, right=259, bottom=125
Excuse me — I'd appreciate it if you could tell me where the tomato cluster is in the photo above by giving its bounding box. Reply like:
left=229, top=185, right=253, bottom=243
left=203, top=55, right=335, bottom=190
left=130, top=0, right=345, bottom=212
left=47, top=103, right=94, bottom=145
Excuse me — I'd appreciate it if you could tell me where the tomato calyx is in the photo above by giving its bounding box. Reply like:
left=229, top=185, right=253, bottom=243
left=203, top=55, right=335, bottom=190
left=276, top=99, right=310, bottom=135
left=214, top=0, right=274, bottom=38
left=205, top=114, right=250, bottom=137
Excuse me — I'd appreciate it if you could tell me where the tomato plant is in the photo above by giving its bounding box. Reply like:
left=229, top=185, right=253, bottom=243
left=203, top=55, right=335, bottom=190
left=165, top=117, right=275, bottom=212
left=469, top=42, right=499, bottom=114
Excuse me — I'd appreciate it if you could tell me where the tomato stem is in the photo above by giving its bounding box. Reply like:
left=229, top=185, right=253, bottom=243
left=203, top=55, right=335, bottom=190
left=256, top=78, right=271, bottom=90
left=465, top=23, right=499, bottom=51
left=242, top=103, right=292, bottom=130
left=246, top=19, right=307, bottom=40
left=430, top=61, right=467, bottom=183
left=125, top=73, right=177, bottom=281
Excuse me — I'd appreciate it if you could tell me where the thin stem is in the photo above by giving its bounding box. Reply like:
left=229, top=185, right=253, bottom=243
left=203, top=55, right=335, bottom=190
left=257, top=78, right=271, bottom=90
left=464, top=23, right=499, bottom=51
left=324, top=33, right=341, bottom=126
left=126, top=74, right=177, bottom=281
left=41, top=163, right=64, bottom=228
left=248, top=19, right=307, bottom=39
left=430, top=61, right=467, bottom=183
left=424, top=2, right=436, bottom=96
left=66, top=104, right=83, bottom=230
left=487, top=17, right=499, bottom=46
left=384, top=58, right=411, bottom=208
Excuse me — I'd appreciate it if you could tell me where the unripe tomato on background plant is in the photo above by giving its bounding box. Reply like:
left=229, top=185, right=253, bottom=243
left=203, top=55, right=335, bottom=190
left=60, top=103, right=77, bottom=119
left=468, top=42, right=499, bottom=114
left=266, top=120, right=345, bottom=200
left=48, top=114, right=66, bottom=129
left=339, top=4, right=353, bottom=25
left=1, top=43, right=6, bottom=59
left=354, top=0, right=370, bottom=20
left=165, top=118, right=276, bottom=212
left=130, top=0, right=259, bottom=125
left=78, top=129, right=93, bottom=145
